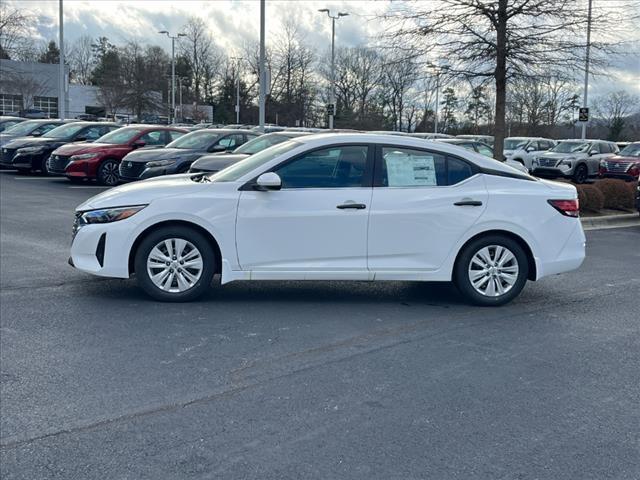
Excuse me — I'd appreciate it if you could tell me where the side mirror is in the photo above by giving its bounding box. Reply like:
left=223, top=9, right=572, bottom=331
left=132, top=140, right=146, bottom=148
left=526, top=146, right=535, bottom=152
left=31, top=131, right=42, bottom=137
left=208, top=144, right=227, bottom=153
left=75, top=136, right=87, bottom=142
left=254, top=172, right=281, bottom=191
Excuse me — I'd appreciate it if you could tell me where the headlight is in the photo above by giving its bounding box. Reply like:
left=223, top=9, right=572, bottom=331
left=17, top=146, right=45, bottom=154
left=70, top=153, right=99, bottom=162
left=146, top=159, right=178, bottom=168
left=560, top=157, right=575, bottom=166
left=77, top=205, right=147, bottom=225
left=599, top=159, right=607, bottom=167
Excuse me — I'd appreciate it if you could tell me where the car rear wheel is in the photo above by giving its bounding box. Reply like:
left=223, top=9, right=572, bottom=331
left=454, top=235, right=528, bottom=306
left=97, top=159, right=120, bottom=186
left=573, top=164, right=588, bottom=184
left=134, top=226, right=215, bottom=302
left=40, top=157, right=50, bottom=176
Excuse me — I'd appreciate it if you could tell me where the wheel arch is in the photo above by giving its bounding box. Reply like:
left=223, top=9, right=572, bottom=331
left=128, top=220, right=223, bottom=276
left=453, top=229, right=537, bottom=281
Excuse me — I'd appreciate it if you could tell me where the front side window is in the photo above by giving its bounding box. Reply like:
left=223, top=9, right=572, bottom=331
left=97, top=127, right=144, bottom=145
left=33, top=123, right=59, bottom=135
left=166, top=130, right=220, bottom=150
left=619, top=143, right=640, bottom=157
left=43, top=123, right=85, bottom=139
left=216, top=134, right=244, bottom=150
left=168, top=130, right=185, bottom=142
left=234, top=134, right=288, bottom=155
left=275, top=145, right=368, bottom=189
left=551, top=141, right=589, bottom=154
left=590, top=143, right=602, bottom=154
left=139, top=130, right=165, bottom=146
left=475, top=144, right=494, bottom=157
left=80, top=126, right=104, bottom=140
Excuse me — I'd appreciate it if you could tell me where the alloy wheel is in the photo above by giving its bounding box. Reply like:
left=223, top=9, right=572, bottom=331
left=101, top=161, right=119, bottom=186
left=468, top=245, right=519, bottom=297
left=146, top=238, right=204, bottom=293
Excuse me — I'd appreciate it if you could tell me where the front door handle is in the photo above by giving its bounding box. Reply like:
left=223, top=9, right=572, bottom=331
left=454, top=200, right=483, bottom=206
left=337, top=202, right=366, bottom=210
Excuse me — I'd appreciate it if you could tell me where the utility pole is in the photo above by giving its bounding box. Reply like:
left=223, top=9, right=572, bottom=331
left=318, top=9, right=349, bottom=129
left=159, top=30, right=186, bottom=124
left=581, top=0, right=593, bottom=140
left=258, top=0, right=266, bottom=131
left=58, top=0, right=65, bottom=119
left=434, top=73, right=439, bottom=134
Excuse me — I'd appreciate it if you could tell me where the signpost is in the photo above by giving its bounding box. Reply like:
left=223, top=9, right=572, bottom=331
left=578, top=107, right=589, bottom=123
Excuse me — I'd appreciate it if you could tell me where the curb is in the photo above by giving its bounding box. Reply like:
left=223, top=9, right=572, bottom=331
left=581, top=213, right=640, bottom=231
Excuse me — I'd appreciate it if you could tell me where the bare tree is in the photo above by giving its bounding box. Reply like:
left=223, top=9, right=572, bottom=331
left=0, top=4, right=36, bottom=60
left=69, top=35, right=94, bottom=85
left=380, top=0, right=639, bottom=159
left=383, top=51, right=418, bottom=131
left=593, top=90, right=640, bottom=141
left=179, top=17, right=220, bottom=105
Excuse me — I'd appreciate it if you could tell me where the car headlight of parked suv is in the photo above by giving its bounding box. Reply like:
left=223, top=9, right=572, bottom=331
left=146, top=159, right=178, bottom=168
left=17, top=146, right=45, bottom=154
left=559, top=157, right=575, bottom=167
left=78, top=205, right=147, bottom=225
left=70, top=153, right=99, bottom=162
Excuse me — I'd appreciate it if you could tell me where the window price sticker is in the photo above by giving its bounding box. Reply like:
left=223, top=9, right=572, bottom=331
left=386, top=152, right=437, bottom=186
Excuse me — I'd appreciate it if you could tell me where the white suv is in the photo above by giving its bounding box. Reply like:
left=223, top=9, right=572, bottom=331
left=504, top=137, right=556, bottom=171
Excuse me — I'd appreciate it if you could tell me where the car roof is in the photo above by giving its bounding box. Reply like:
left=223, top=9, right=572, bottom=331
left=195, top=128, right=257, bottom=134
left=0, top=116, right=25, bottom=121
left=117, top=124, right=187, bottom=131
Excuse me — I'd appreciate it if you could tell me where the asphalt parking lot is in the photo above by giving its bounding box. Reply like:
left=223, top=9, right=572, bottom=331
left=1, top=171, right=639, bottom=480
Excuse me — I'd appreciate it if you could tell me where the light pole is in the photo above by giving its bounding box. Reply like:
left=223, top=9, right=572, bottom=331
left=581, top=0, right=593, bottom=140
left=427, top=64, right=448, bottom=134
left=159, top=30, right=186, bottom=124
left=258, top=0, right=266, bottom=131
left=231, top=57, right=242, bottom=124
left=318, top=9, right=348, bottom=130
left=58, top=0, right=65, bottom=119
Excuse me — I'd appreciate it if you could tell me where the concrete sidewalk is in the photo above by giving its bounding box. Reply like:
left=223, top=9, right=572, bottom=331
left=581, top=213, right=640, bottom=230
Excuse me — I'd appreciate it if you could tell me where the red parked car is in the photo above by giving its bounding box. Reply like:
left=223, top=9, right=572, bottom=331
left=48, top=125, right=187, bottom=185
left=599, top=141, right=640, bottom=181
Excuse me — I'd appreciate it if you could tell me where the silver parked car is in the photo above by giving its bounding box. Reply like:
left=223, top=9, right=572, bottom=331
left=504, top=137, right=556, bottom=170
left=532, top=139, right=619, bottom=183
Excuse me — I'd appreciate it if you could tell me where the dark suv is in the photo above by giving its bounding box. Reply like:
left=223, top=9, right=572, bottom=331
left=118, top=129, right=257, bottom=182
left=0, top=122, right=118, bottom=174
left=48, top=125, right=187, bottom=185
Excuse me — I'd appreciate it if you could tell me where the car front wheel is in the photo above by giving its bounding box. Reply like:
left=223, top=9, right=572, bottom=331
left=573, top=164, right=588, bottom=184
left=97, top=159, right=120, bottom=186
left=454, top=235, right=528, bottom=306
left=134, top=226, right=215, bottom=302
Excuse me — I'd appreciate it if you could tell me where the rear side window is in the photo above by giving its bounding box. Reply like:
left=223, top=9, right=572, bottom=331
left=169, top=130, right=185, bottom=142
left=379, top=147, right=476, bottom=187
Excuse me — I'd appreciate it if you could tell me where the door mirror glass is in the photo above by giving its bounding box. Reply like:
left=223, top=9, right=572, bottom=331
left=255, top=172, right=282, bottom=191
left=31, top=130, right=43, bottom=137
left=132, top=140, right=146, bottom=148
left=526, top=145, right=535, bottom=152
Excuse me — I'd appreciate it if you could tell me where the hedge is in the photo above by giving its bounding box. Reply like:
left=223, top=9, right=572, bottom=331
left=593, top=179, right=635, bottom=210
left=576, top=184, right=605, bottom=212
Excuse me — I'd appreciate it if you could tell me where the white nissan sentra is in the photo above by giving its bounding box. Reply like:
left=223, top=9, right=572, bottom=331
left=70, top=134, right=585, bottom=305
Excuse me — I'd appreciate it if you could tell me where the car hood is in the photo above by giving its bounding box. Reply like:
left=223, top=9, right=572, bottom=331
left=0, top=133, right=25, bottom=147
left=123, top=148, right=203, bottom=163
left=3, top=136, right=69, bottom=149
left=76, top=173, right=210, bottom=211
left=608, top=155, right=639, bottom=163
left=537, top=151, right=587, bottom=159
left=55, top=142, right=133, bottom=156
left=191, top=153, right=250, bottom=171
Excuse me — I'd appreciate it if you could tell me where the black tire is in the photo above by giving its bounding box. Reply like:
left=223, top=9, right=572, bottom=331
left=96, top=159, right=120, bottom=186
left=15, top=168, right=30, bottom=175
left=573, top=163, right=588, bottom=184
left=134, top=226, right=216, bottom=302
left=40, top=157, right=50, bottom=176
left=454, top=234, right=529, bottom=306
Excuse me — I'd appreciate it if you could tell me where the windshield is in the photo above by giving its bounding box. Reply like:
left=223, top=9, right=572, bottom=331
left=551, top=141, right=590, bottom=154
left=96, top=127, right=143, bottom=145
left=234, top=134, right=289, bottom=155
left=43, top=123, right=86, bottom=139
left=2, top=121, right=45, bottom=136
left=619, top=143, right=640, bottom=157
left=504, top=139, right=528, bottom=150
left=166, top=130, right=220, bottom=150
left=212, top=140, right=302, bottom=182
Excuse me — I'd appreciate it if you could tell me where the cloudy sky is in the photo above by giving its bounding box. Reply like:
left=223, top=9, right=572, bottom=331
left=9, top=0, right=640, bottom=97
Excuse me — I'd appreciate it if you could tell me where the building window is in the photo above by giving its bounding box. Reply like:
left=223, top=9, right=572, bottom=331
left=33, top=96, right=58, bottom=118
left=0, top=94, right=23, bottom=115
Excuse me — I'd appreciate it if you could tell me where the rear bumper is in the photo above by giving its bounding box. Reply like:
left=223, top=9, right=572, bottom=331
left=536, top=221, right=586, bottom=279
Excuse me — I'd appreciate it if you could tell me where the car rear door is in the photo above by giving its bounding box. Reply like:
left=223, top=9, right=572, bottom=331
left=367, top=145, right=488, bottom=274
left=235, top=144, right=373, bottom=274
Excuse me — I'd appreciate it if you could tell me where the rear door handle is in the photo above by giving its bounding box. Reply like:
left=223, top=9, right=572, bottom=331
left=454, top=200, right=483, bottom=206
left=337, top=202, right=366, bottom=210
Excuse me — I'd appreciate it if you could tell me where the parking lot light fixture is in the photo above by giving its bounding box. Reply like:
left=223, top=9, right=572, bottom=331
left=318, top=8, right=349, bottom=129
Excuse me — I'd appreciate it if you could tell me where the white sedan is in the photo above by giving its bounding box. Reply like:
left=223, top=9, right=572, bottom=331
left=70, top=134, right=586, bottom=306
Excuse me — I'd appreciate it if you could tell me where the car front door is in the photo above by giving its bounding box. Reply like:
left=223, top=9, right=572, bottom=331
left=235, top=144, right=372, bottom=275
left=367, top=146, right=488, bottom=274
left=586, top=142, right=605, bottom=174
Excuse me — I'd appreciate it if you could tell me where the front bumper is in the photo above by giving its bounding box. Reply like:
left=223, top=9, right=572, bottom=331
left=70, top=222, right=130, bottom=278
left=599, top=172, right=638, bottom=181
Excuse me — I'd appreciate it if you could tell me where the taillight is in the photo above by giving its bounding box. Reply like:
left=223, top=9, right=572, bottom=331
left=548, top=199, right=579, bottom=217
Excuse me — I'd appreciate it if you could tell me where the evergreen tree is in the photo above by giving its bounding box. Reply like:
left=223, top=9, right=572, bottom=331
left=38, top=41, right=60, bottom=64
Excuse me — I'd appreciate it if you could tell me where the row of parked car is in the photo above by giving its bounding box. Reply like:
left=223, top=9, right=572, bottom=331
left=1, top=117, right=639, bottom=189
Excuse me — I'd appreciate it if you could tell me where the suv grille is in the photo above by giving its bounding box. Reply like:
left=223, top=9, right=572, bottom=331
left=1, top=147, right=17, bottom=163
left=49, top=154, right=71, bottom=173
left=119, top=161, right=146, bottom=179
left=602, top=160, right=632, bottom=173
left=537, top=158, right=559, bottom=167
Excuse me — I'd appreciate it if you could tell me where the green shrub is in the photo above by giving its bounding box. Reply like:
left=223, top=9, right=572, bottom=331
left=594, top=179, right=635, bottom=209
